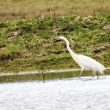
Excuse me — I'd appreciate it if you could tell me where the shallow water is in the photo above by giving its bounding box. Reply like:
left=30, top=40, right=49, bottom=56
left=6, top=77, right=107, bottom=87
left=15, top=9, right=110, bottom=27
left=0, top=69, right=109, bottom=83
left=0, top=76, right=110, bottom=110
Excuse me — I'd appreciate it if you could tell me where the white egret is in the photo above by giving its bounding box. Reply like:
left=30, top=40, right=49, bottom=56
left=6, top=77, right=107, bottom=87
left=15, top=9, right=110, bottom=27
left=54, top=36, right=105, bottom=78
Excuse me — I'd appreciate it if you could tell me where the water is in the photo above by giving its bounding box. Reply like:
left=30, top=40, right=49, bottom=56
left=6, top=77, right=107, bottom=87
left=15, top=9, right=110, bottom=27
left=0, top=71, right=80, bottom=83
left=0, top=69, right=109, bottom=83
left=0, top=75, right=110, bottom=110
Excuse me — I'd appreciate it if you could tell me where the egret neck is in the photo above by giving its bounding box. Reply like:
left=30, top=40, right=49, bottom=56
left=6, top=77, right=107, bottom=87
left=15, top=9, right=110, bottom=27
left=63, top=38, right=78, bottom=63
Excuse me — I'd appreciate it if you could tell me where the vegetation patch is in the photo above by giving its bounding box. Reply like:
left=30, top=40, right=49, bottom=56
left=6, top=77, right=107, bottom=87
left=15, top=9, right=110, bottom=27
left=0, top=16, right=110, bottom=73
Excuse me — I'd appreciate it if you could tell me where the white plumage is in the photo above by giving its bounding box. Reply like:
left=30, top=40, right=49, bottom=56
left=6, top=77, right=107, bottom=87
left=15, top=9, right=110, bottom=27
left=78, top=55, right=105, bottom=72
left=55, top=36, right=105, bottom=78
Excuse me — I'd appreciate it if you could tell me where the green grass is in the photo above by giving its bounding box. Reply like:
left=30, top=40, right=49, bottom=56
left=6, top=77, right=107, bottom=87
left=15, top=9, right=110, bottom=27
left=0, top=0, right=110, bottom=20
left=0, top=16, right=110, bottom=73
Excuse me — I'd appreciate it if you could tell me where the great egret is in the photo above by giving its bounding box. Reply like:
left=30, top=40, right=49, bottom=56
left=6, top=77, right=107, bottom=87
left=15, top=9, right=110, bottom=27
left=54, top=36, right=105, bottom=78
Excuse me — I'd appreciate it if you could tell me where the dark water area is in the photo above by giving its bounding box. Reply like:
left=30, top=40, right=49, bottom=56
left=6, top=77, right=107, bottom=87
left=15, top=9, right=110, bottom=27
left=0, top=70, right=109, bottom=83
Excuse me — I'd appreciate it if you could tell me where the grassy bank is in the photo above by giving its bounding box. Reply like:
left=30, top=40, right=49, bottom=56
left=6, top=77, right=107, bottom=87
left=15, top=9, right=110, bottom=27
left=0, top=0, right=110, bottom=20
left=0, top=16, right=110, bottom=72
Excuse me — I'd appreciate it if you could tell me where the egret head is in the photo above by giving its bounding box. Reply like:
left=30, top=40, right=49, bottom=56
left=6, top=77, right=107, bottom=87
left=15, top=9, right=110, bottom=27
left=54, top=36, right=66, bottom=43
left=54, top=35, right=72, bottom=48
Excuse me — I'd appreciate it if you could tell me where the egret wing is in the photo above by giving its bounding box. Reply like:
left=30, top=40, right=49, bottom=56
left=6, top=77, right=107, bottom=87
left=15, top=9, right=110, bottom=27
left=78, top=55, right=104, bottom=70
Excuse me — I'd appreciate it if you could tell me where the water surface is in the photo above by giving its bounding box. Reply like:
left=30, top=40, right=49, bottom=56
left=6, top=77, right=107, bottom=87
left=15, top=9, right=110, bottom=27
left=0, top=70, right=109, bottom=83
left=0, top=76, right=110, bottom=110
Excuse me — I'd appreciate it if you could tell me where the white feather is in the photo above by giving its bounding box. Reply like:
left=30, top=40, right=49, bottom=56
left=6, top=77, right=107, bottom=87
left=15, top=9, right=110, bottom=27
left=78, top=55, right=105, bottom=72
left=55, top=36, right=105, bottom=76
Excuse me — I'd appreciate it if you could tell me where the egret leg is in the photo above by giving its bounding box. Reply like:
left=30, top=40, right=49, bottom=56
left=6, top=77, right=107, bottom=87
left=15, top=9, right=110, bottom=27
left=96, top=72, right=99, bottom=79
left=79, top=68, right=84, bottom=78
left=101, top=71, right=105, bottom=76
left=90, top=71, right=96, bottom=80
left=88, top=71, right=92, bottom=77
left=103, top=72, right=106, bottom=78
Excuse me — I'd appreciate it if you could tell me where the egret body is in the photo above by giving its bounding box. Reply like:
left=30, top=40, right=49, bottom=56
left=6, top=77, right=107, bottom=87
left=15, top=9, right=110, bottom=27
left=55, top=36, right=105, bottom=78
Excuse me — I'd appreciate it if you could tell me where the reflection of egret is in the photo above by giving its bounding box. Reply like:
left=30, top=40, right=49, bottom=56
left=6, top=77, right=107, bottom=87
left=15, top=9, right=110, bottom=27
left=54, top=36, right=105, bottom=78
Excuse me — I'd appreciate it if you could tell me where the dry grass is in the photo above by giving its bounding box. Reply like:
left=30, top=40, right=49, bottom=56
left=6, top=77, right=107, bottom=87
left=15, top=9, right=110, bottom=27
left=0, top=0, right=110, bottom=20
